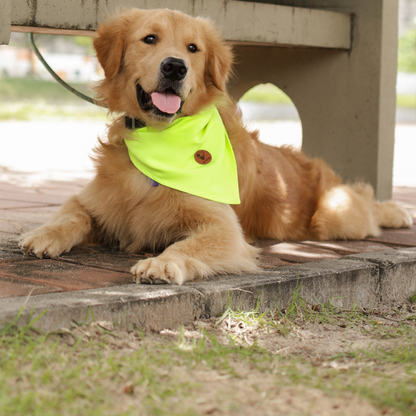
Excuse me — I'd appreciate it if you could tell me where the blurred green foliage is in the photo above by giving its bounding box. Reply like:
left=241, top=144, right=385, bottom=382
left=0, top=77, right=92, bottom=104
left=241, top=83, right=292, bottom=104
left=399, top=28, right=416, bottom=73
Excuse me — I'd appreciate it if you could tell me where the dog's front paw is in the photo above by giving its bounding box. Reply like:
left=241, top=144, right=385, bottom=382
left=131, top=257, right=186, bottom=286
left=20, top=225, right=73, bottom=259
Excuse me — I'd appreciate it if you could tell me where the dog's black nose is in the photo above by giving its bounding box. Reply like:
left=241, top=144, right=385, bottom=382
left=160, top=57, right=188, bottom=81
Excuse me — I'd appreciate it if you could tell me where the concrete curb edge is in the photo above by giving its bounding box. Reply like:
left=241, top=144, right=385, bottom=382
left=1, top=248, right=416, bottom=332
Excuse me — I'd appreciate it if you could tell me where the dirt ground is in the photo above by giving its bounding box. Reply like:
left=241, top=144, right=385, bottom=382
left=57, top=300, right=416, bottom=416
left=174, top=305, right=415, bottom=415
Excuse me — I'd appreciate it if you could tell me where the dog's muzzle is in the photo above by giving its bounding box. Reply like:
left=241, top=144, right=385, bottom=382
left=136, top=57, right=187, bottom=117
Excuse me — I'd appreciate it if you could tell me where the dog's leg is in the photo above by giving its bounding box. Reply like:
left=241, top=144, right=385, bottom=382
left=20, top=196, right=92, bottom=258
left=373, top=200, right=413, bottom=229
left=310, top=183, right=412, bottom=240
left=131, top=213, right=259, bottom=285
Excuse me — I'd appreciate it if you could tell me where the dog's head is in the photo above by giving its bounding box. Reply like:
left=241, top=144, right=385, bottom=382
left=93, top=8, right=233, bottom=125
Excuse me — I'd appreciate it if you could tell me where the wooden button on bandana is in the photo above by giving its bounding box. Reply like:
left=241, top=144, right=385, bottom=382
left=194, top=150, right=212, bottom=165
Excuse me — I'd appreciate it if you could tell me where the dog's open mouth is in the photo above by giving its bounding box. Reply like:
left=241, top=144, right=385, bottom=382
left=136, top=84, right=183, bottom=116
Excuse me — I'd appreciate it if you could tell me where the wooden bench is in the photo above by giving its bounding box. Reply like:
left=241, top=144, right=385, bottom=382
left=0, top=0, right=399, bottom=200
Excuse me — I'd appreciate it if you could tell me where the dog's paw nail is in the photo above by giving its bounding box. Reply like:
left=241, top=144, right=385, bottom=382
left=140, top=277, right=151, bottom=284
left=154, top=278, right=167, bottom=285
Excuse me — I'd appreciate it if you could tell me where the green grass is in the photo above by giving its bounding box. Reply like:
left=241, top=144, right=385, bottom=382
left=0, top=320, right=270, bottom=415
left=3, top=288, right=414, bottom=415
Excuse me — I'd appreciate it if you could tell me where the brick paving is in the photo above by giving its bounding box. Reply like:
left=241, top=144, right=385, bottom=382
left=0, top=181, right=415, bottom=299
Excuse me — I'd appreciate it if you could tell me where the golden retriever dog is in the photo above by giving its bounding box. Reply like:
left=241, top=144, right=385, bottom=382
left=21, top=8, right=412, bottom=285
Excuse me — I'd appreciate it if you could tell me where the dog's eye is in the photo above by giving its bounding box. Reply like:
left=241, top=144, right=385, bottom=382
left=188, top=44, right=198, bottom=53
left=143, top=35, right=157, bottom=44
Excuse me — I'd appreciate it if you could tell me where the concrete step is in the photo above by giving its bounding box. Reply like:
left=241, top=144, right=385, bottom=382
left=1, top=248, right=415, bottom=332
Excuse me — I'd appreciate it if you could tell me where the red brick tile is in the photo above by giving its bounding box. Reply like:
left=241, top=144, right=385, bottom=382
left=0, top=220, right=21, bottom=234
left=253, top=239, right=282, bottom=249
left=34, top=186, right=84, bottom=199
left=0, top=239, right=31, bottom=262
left=0, top=207, right=58, bottom=236
left=8, top=206, right=61, bottom=214
left=56, top=246, right=146, bottom=273
left=0, top=183, right=69, bottom=205
left=0, top=232, right=18, bottom=244
left=35, top=180, right=88, bottom=192
left=0, top=275, right=62, bottom=298
left=366, top=225, right=416, bottom=247
left=0, top=200, right=52, bottom=210
left=0, top=196, right=63, bottom=207
left=0, top=219, right=43, bottom=235
left=392, top=187, right=416, bottom=222
left=0, top=208, right=54, bottom=228
left=393, top=187, right=416, bottom=206
left=297, top=240, right=395, bottom=255
left=0, top=183, right=36, bottom=194
left=258, top=242, right=341, bottom=263
left=258, top=253, right=291, bottom=270
left=0, top=259, right=134, bottom=293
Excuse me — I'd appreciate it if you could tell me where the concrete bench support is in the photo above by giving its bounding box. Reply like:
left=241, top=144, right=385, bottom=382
left=229, top=0, right=398, bottom=201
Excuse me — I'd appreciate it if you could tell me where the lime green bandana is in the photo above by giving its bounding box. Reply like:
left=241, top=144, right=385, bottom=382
left=124, top=106, right=240, bottom=204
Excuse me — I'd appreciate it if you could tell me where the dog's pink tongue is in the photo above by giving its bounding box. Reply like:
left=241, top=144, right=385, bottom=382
left=151, top=91, right=181, bottom=114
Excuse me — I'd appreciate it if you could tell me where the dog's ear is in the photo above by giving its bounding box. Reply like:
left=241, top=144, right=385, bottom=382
left=202, top=20, right=234, bottom=92
left=93, top=11, right=138, bottom=79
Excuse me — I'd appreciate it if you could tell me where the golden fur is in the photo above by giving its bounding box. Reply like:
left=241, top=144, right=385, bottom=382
left=21, top=8, right=412, bottom=285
